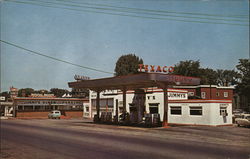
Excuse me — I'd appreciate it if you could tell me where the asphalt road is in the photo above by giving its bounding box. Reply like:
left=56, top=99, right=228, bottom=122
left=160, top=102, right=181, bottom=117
left=1, top=119, right=250, bottom=159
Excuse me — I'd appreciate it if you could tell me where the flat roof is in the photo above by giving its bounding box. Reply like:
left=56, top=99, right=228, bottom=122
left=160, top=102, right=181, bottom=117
left=14, top=97, right=88, bottom=101
left=173, top=85, right=235, bottom=89
left=68, top=73, right=200, bottom=91
left=169, top=99, right=232, bottom=103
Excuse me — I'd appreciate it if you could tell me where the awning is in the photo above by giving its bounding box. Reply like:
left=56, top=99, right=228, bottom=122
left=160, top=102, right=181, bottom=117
left=68, top=73, right=200, bottom=90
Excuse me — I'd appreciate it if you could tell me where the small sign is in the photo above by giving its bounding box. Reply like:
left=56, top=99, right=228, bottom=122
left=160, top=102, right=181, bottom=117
left=0, top=96, right=6, bottom=101
left=220, top=104, right=229, bottom=107
left=168, top=92, right=187, bottom=100
left=74, top=75, right=90, bottom=81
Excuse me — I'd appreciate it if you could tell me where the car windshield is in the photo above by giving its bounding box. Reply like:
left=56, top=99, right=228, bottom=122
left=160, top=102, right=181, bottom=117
left=55, top=112, right=60, bottom=114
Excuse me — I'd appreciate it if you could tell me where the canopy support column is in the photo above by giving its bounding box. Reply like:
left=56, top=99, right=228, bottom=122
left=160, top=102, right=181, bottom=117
left=115, top=99, right=119, bottom=124
left=122, top=87, right=127, bottom=113
left=96, top=90, right=100, bottom=121
left=163, top=85, right=169, bottom=127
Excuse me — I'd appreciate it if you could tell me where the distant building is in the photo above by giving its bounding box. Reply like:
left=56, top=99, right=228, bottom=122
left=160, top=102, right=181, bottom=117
left=14, top=95, right=88, bottom=118
left=62, top=93, right=72, bottom=98
left=29, top=93, right=55, bottom=98
left=10, top=86, right=18, bottom=99
left=0, top=87, right=17, bottom=117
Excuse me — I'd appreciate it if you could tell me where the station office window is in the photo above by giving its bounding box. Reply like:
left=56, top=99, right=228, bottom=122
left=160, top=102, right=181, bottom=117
left=201, top=92, right=206, bottom=99
left=188, top=92, right=194, bottom=96
left=220, top=107, right=227, bottom=116
left=86, top=106, right=89, bottom=112
left=170, top=106, right=182, bottom=115
left=149, top=103, right=159, bottom=114
left=190, top=106, right=202, bottom=115
left=216, top=92, right=220, bottom=96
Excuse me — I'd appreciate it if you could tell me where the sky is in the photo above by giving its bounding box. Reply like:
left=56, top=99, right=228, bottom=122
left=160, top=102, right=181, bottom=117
left=1, top=0, right=249, bottom=92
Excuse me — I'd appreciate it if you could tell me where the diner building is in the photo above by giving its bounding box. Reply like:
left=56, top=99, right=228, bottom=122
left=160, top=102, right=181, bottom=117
left=14, top=94, right=88, bottom=118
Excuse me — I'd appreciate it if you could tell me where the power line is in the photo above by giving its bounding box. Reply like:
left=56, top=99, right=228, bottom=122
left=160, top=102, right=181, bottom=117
left=0, top=40, right=114, bottom=74
left=21, top=0, right=249, bottom=23
left=55, top=0, right=249, bottom=19
left=5, top=0, right=249, bottom=26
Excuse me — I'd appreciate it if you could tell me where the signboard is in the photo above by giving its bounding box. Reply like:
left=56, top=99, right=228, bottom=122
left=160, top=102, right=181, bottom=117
left=138, top=64, right=174, bottom=73
left=156, top=74, right=200, bottom=85
left=74, top=75, right=90, bottom=81
left=168, top=92, right=187, bottom=100
left=0, top=96, right=6, bottom=101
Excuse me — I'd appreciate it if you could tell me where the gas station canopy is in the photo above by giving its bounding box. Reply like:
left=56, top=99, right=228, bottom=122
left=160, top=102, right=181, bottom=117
left=68, top=73, right=200, bottom=91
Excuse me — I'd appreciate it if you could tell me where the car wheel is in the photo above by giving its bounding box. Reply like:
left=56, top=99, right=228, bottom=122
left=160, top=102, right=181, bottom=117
left=235, top=121, right=239, bottom=127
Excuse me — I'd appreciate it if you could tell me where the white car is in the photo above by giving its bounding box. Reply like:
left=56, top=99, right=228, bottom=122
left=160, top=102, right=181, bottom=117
left=235, top=114, right=250, bottom=127
left=48, top=110, right=61, bottom=119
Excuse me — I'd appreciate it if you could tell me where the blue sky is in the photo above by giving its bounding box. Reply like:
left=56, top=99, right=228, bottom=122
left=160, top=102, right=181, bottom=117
left=1, top=0, right=249, bottom=92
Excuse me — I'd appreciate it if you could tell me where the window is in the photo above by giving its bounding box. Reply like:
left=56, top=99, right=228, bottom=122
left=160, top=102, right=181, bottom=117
left=220, top=107, right=227, bottom=116
left=224, top=92, right=228, bottom=97
left=24, top=106, right=33, bottom=110
left=86, top=106, right=89, bottom=112
left=216, top=92, right=220, bottom=96
left=188, top=92, right=194, bottom=96
left=17, top=106, right=23, bottom=110
left=190, top=106, right=202, bottom=115
left=149, top=103, right=159, bottom=114
left=119, top=107, right=123, bottom=113
left=147, top=96, right=155, bottom=100
left=170, top=106, right=182, bottom=115
left=201, top=92, right=206, bottom=99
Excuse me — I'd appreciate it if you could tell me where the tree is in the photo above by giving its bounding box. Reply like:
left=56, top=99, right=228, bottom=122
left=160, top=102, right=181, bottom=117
left=172, top=60, right=201, bottom=77
left=236, top=59, right=250, bottom=97
left=115, top=54, right=143, bottom=76
left=33, top=89, right=49, bottom=94
left=200, top=68, right=218, bottom=85
left=173, top=60, right=240, bottom=86
left=18, top=88, right=34, bottom=97
left=216, top=69, right=240, bottom=86
left=50, top=88, right=69, bottom=97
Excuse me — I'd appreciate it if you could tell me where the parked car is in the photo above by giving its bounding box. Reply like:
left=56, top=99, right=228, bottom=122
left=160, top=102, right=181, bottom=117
left=48, top=110, right=61, bottom=119
left=233, top=109, right=243, bottom=114
left=235, top=114, right=250, bottom=127
left=232, top=109, right=247, bottom=123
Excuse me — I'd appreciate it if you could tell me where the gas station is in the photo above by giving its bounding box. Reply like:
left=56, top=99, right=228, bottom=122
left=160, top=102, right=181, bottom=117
left=68, top=73, right=201, bottom=127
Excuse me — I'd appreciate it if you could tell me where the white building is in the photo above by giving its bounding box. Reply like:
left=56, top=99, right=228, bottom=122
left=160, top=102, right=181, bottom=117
left=85, top=88, right=232, bottom=126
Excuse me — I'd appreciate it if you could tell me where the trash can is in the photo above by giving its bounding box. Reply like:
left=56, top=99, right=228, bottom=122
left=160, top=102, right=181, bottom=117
left=93, top=114, right=99, bottom=123
left=144, top=113, right=152, bottom=127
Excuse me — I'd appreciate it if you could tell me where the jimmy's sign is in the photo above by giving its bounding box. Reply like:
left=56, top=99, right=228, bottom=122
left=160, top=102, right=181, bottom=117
left=138, top=64, right=174, bottom=73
